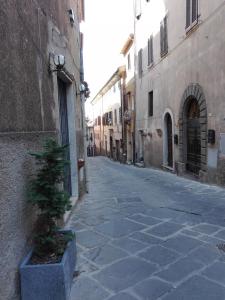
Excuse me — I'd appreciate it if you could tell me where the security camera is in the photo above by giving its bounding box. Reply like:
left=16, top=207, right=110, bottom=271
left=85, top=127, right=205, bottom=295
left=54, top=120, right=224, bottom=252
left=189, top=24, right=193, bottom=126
left=68, top=9, right=75, bottom=24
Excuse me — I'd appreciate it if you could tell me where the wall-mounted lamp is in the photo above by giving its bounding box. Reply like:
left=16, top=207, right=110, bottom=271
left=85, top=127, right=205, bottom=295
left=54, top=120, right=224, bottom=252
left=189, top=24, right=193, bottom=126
left=68, top=9, right=75, bottom=25
left=49, top=53, right=65, bottom=73
left=77, top=81, right=90, bottom=98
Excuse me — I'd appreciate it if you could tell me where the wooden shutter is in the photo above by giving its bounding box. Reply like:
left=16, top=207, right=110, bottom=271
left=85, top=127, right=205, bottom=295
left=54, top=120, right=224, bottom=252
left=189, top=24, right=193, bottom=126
left=164, top=16, right=168, bottom=54
left=150, top=35, right=153, bottom=64
left=186, top=0, right=191, bottom=28
left=192, top=0, right=198, bottom=23
left=147, top=38, right=150, bottom=66
left=160, top=21, right=164, bottom=56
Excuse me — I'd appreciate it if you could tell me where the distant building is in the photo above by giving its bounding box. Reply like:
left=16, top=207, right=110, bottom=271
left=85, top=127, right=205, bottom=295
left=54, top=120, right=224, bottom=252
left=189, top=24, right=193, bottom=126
left=91, top=67, right=125, bottom=161
left=121, top=34, right=136, bottom=164
left=0, top=1, right=86, bottom=298
left=135, top=0, right=225, bottom=184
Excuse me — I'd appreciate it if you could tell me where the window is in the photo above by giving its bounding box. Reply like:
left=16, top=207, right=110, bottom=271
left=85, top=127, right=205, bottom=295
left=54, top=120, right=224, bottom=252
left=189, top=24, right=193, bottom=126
left=108, top=111, right=113, bottom=125
left=97, top=116, right=101, bottom=126
left=113, top=85, right=116, bottom=93
left=127, top=53, right=131, bottom=70
left=160, top=15, right=168, bottom=57
left=186, top=0, right=198, bottom=30
left=114, top=109, right=117, bottom=125
left=148, top=35, right=153, bottom=66
left=148, top=91, right=153, bottom=117
left=119, top=107, right=122, bottom=124
left=138, top=48, right=143, bottom=77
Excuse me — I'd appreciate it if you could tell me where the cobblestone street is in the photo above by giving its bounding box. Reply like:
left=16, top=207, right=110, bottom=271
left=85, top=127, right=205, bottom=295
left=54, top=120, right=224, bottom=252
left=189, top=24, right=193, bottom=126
left=69, top=157, right=225, bottom=300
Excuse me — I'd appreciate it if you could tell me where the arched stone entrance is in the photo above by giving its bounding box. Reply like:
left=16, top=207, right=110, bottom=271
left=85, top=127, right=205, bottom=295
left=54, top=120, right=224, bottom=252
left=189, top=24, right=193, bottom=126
left=179, top=84, right=207, bottom=175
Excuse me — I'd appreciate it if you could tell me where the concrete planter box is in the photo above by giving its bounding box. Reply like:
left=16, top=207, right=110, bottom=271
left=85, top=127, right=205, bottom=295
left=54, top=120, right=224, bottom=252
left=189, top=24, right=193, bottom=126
left=20, top=230, right=76, bottom=300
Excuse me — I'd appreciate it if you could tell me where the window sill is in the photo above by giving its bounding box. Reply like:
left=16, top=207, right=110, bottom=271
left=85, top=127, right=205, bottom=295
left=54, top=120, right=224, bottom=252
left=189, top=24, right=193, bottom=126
left=186, top=21, right=199, bottom=36
left=147, top=63, right=154, bottom=70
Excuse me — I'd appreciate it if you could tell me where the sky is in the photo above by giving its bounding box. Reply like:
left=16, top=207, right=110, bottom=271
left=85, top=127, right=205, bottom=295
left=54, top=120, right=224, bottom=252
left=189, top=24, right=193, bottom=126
left=82, top=0, right=134, bottom=119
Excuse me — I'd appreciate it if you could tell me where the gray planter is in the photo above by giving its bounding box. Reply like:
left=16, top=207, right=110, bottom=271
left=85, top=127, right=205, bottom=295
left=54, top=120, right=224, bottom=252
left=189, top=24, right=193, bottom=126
left=20, top=230, right=76, bottom=300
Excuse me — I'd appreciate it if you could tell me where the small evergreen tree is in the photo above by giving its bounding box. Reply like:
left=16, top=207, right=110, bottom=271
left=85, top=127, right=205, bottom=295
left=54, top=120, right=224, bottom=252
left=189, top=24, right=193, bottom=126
left=28, top=138, right=72, bottom=258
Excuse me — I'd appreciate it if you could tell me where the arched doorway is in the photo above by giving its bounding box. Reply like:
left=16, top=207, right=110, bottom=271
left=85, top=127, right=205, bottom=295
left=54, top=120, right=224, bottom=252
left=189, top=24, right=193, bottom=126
left=164, top=113, right=173, bottom=168
left=179, top=84, right=207, bottom=175
left=186, top=99, right=201, bottom=174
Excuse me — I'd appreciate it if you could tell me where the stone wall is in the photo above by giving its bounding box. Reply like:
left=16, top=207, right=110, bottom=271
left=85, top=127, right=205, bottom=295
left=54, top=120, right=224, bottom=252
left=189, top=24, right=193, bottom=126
left=0, top=1, right=84, bottom=298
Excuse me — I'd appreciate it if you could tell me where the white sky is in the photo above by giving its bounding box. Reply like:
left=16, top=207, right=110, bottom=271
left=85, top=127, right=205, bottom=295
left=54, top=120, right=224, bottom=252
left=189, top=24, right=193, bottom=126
left=82, top=0, right=134, bottom=118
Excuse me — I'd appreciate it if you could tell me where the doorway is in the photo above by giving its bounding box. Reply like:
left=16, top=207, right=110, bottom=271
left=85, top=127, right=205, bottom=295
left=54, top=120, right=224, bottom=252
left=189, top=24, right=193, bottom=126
left=164, top=112, right=173, bottom=168
left=58, top=78, right=72, bottom=196
left=186, top=99, right=201, bottom=174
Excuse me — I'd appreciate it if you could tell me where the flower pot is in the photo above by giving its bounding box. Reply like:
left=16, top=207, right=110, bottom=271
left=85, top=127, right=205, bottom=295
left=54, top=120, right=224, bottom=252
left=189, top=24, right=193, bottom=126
left=20, top=230, right=76, bottom=300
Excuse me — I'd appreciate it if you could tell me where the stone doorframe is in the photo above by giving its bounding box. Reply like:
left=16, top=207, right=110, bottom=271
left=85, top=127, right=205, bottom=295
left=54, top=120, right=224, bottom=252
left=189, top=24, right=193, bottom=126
left=178, top=83, right=207, bottom=174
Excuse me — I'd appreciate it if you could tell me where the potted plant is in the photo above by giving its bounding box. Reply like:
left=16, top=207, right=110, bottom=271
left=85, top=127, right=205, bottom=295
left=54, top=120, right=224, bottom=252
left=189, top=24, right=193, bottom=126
left=20, top=139, right=76, bottom=300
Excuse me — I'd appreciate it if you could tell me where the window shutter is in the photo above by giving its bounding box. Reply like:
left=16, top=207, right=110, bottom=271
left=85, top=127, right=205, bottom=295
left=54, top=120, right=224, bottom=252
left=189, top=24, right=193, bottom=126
left=138, top=49, right=143, bottom=76
left=160, top=21, right=164, bottom=56
left=150, top=35, right=153, bottom=64
left=186, top=0, right=191, bottom=28
left=164, top=16, right=168, bottom=54
left=192, top=0, right=198, bottom=23
left=147, top=38, right=150, bottom=66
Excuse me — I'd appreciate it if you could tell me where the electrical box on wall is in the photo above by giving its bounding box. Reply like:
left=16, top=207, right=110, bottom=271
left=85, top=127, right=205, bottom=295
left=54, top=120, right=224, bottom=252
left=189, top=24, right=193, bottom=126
left=208, top=129, right=215, bottom=144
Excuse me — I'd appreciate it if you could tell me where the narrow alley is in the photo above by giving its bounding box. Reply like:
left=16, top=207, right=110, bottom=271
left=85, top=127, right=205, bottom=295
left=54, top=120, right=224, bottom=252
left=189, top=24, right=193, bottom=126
left=69, top=157, right=225, bottom=300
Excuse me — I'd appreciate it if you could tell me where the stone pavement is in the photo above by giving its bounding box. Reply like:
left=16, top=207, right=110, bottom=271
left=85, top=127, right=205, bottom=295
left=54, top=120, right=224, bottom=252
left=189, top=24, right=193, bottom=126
left=68, top=157, right=225, bottom=300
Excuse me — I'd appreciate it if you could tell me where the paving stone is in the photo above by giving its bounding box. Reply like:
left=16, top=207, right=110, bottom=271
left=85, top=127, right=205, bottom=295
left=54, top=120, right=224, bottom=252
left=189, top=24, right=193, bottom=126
left=94, top=219, right=146, bottom=238
left=182, top=229, right=201, bottom=237
left=162, top=234, right=202, bottom=254
left=93, top=257, right=158, bottom=292
left=108, top=292, right=138, bottom=300
left=187, top=245, right=221, bottom=265
left=215, top=229, right=225, bottom=240
left=111, top=237, right=148, bottom=254
left=156, top=257, right=203, bottom=284
left=138, top=245, right=179, bottom=266
left=82, top=244, right=127, bottom=266
left=163, top=276, right=225, bottom=300
left=133, top=278, right=173, bottom=300
left=129, top=232, right=162, bottom=245
left=146, top=222, right=184, bottom=238
left=128, top=214, right=162, bottom=226
left=117, top=196, right=143, bottom=203
left=202, top=261, right=225, bottom=285
left=68, top=222, right=87, bottom=231
left=76, top=230, right=108, bottom=249
left=76, top=257, right=99, bottom=274
left=70, top=277, right=109, bottom=300
left=191, top=223, right=221, bottom=235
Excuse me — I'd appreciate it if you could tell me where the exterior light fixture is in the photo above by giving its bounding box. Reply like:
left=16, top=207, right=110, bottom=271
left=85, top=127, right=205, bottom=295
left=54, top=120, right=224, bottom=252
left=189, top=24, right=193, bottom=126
left=77, top=81, right=90, bottom=98
left=49, top=53, right=65, bottom=73
left=53, top=54, right=65, bottom=69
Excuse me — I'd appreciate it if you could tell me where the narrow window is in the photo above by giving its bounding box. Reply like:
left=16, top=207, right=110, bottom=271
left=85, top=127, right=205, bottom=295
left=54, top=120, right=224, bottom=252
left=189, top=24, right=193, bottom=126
left=119, top=107, right=122, bottom=124
left=148, top=91, right=153, bottom=117
left=148, top=35, right=153, bottom=66
left=160, top=16, right=168, bottom=57
left=186, top=0, right=198, bottom=30
left=138, top=48, right=143, bottom=77
left=114, top=109, right=117, bottom=125
left=127, top=53, right=131, bottom=70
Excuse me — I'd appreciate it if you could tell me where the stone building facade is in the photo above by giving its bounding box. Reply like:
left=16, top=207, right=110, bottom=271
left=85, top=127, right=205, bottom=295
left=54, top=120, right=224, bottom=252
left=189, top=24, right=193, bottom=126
left=135, top=0, right=225, bottom=184
left=91, top=67, right=125, bottom=161
left=121, top=34, right=136, bottom=164
left=0, top=1, right=85, bottom=298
